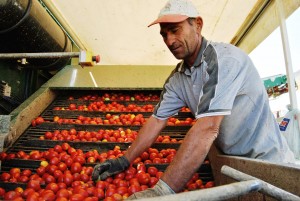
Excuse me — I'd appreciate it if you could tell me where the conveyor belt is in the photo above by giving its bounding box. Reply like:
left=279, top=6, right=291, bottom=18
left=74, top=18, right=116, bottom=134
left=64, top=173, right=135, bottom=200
left=0, top=89, right=214, bottom=197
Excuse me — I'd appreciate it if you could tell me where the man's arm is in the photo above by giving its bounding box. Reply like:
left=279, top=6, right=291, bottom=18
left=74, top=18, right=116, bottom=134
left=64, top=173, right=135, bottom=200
left=125, top=115, right=168, bottom=163
left=161, top=115, right=224, bottom=192
left=91, top=115, right=167, bottom=182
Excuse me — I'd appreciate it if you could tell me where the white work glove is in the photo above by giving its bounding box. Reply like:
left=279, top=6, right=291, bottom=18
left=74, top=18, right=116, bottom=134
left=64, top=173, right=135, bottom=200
left=127, top=179, right=175, bottom=200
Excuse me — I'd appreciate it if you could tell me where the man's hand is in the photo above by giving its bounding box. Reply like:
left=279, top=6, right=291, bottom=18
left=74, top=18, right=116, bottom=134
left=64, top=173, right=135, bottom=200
left=91, top=156, right=130, bottom=182
left=127, top=179, right=175, bottom=200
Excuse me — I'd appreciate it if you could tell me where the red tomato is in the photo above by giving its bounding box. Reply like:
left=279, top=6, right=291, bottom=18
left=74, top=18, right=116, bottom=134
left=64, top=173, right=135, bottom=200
left=74, top=156, right=86, bottom=165
left=149, top=153, right=158, bottom=160
left=46, top=165, right=58, bottom=175
left=57, top=182, right=67, bottom=189
left=103, top=197, right=116, bottom=201
left=132, top=157, right=142, bottom=164
left=0, top=187, right=5, bottom=197
left=69, top=194, right=85, bottom=201
left=44, top=174, right=56, bottom=184
left=27, top=180, right=41, bottom=191
left=148, top=148, right=159, bottom=154
left=152, top=158, right=162, bottom=164
left=10, top=168, right=21, bottom=175
left=95, top=180, right=107, bottom=189
left=149, top=177, right=159, bottom=187
left=128, top=185, right=141, bottom=195
left=105, top=177, right=113, bottom=184
left=49, top=157, right=60, bottom=165
left=46, top=183, right=59, bottom=193
left=125, top=166, right=136, bottom=175
left=80, top=173, right=90, bottom=183
left=36, top=166, right=46, bottom=176
left=1, top=172, right=11, bottom=181
left=156, top=171, right=164, bottom=179
left=136, top=163, right=146, bottom=173
left=140, top=152, right=149, bottom=161
left=93, top=188, right=105, bottom=199
left=143, top=160, right=151, bottom=164
left=117, top=180, right=128, bottom=188
left=205, top=181, right=214, bottom=188
left=74, top=188, right=89, bottom=198
left=19, top=175, right=29, bottom=183
left=61, top=143, right=71, bottom=151
left=26, top=192, right=40, bottom=201
left=65, top=157, right=74, bottom=167
left=16, top=151, right=26, bottom=158
left=147, top=167, right=158, bottom=177
left=56, top=189, right=70, bottom=198
left=4, top=191, right=20, bottom=200
left=187, top=183, right=197, bottom=191
left=166, top=154, right=175, bottom=163
left=84, top=166, right=94, bottom=175
left=129, top=178, right=139, bottom=186
left=63, top=173, right=73, bottom=187
left=31, top=119, right=37, bottom=127
left=195, top=179, right=203, bottom=187
left=57, top=162, right=67, bottom=172
left=40, top=190, right=56, bottom=201
left=105, top=188, right=116, bottom=197
left=112, top=193, right=123, bottom=201
left=71, top=162, right=82, bottom=174
left=116, top=186, right=128, bottom=195
left=21, top=169, right=32, bottom=177
left=114, top=172, right=125, bottom=180
left=22, top=188, right=35, bottom=198
left=35, top=117, right=45, bottom=125
left=137, top=172, right=150, bottom=185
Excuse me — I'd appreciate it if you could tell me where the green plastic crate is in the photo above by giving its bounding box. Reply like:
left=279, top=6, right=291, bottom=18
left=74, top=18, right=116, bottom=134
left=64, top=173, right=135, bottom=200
left=262, top=74, right=287, bottom=89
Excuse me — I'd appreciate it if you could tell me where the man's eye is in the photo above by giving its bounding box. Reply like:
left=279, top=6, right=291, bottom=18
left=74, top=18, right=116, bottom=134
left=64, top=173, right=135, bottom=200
left=161, top=33, right=167, bottom=39
left=171, top=28, right=178, bottom=33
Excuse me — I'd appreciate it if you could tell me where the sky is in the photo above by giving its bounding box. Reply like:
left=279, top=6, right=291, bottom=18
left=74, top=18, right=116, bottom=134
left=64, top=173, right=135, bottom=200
left=249, top=8, right=300, bottom=115
left=249, top=8, right=300, bottom=78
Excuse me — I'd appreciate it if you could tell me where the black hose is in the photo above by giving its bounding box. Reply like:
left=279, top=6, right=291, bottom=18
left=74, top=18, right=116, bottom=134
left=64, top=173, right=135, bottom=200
left=0, top=0, right=32, bottom=34
left=0, top=0, right=72, bottom=70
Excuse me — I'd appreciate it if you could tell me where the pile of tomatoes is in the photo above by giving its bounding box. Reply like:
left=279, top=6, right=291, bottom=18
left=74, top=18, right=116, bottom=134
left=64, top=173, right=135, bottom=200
left=0, top=143, right=214, bottom=201
left=38, top=128, right=182, bottom=143
left=70, top=93, right=160, bottom=102
left=32, top=115, right=195, bottom=127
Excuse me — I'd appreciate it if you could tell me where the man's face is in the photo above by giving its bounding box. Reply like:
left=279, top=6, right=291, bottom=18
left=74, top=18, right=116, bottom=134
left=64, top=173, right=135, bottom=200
left=160, top=18, right=201, bottom=60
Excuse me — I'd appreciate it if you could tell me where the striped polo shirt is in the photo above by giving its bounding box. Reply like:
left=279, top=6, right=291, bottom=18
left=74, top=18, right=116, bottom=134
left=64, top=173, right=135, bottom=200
left=153, top=37, right=295, bottom=163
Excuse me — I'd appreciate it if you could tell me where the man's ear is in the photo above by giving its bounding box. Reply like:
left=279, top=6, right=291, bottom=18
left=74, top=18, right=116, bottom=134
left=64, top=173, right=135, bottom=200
left=195, top=17, right=203, bottom=32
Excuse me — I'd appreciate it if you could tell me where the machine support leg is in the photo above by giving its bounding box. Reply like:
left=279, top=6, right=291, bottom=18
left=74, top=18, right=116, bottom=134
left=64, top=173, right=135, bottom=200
left=221, top=165, right=300, bottom=201
left=135, top=180, right=262, bottom=201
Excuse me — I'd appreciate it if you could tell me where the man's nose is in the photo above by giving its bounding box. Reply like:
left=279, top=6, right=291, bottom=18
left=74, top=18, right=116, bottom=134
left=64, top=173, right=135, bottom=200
left=164, top=34, right=175, bottom=46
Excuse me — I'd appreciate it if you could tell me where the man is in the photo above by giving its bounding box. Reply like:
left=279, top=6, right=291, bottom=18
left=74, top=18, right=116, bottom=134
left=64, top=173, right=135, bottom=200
left=92, top=0, right=295, bottom=199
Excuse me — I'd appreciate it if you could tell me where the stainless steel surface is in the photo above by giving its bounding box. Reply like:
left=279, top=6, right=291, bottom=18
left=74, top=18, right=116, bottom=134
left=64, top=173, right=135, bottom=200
left=44, top=65, right=175, bottom=89
left=208, top=144, right=300, bottom=200
left=221, top=165, right=300, bottom=201
left=132, top=180, right=262, bottom=201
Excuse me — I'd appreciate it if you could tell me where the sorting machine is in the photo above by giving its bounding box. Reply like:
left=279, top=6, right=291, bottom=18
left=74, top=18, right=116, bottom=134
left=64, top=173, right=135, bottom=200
left=0, top=0, right=299, bottom=200
left=1, top=73, right=300, bottom=200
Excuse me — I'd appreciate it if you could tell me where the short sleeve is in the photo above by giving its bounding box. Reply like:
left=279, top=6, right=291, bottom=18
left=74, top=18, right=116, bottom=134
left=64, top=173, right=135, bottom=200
left=196, top=45, right=247, bottom=118
left=153, top=75, right=186, bottom=120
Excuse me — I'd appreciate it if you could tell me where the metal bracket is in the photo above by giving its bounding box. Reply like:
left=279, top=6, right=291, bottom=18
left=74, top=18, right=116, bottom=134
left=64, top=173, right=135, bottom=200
left=0, top=51, right=100, bottom=67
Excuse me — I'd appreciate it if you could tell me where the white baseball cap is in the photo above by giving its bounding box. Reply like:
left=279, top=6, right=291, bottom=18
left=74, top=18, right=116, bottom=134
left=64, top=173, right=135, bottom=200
left=148, top=0, right=199, bottom=27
